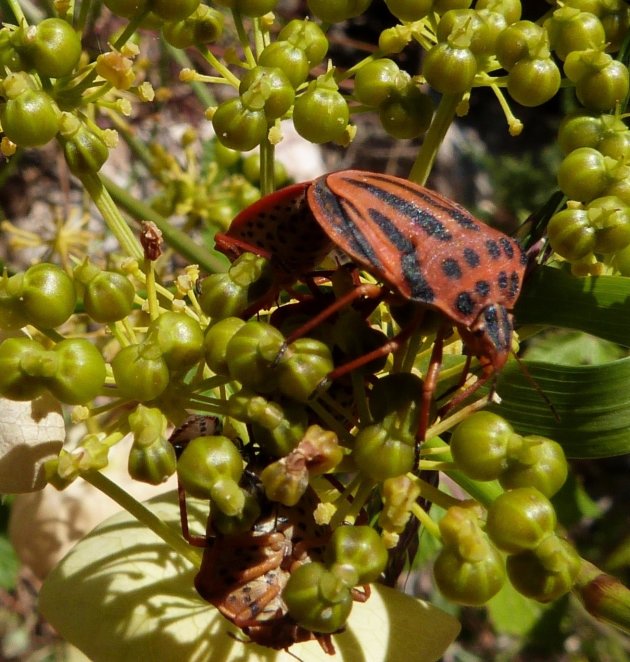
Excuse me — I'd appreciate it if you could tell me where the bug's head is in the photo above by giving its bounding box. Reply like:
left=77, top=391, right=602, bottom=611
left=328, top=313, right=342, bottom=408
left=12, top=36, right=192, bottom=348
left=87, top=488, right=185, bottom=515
left=460, top=304, right=513, bottom=372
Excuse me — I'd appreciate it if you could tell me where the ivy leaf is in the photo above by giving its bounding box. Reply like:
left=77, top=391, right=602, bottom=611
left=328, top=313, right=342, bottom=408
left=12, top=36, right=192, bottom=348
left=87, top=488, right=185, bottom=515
left=40, top=492, right=460, bottom=662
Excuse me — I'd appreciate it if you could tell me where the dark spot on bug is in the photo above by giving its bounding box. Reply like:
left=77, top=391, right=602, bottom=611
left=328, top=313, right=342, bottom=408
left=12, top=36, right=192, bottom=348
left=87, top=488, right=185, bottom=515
left=486, top=239, right=501, bottom=260
left=497, top=271, right=508, bottom=290
left=500, top=237, right=514, bottom=259
left=520, top=247, right=528, bottom=265
left=509, top=271, right=520, bottom=298
left=447, top=208, right=480, bottom=231
left=442, top=258, right=462, bottom=279
left=401, top=253, right=435, bottom=303
left=455, top=291, right=475, bottom=316
left=475, top=280, right=491, bottom=298
left=463, top=247, right=480, bottom=268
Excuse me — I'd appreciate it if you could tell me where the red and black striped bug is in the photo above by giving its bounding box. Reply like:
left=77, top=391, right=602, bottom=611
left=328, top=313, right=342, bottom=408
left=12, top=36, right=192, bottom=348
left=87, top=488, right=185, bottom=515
left=216, top=170, right=527, bottom=435
left=171, top=417, right=368, bottom=655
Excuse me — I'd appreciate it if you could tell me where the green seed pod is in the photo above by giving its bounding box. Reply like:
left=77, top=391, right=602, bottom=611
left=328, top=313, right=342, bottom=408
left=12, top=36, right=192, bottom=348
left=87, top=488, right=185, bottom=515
left=0, top=337, right=47, bottom=400
left=60, top=121, right=109, bottom=176
left=547, top=208, right=596, bottom=261
left=249, top=398, right=308, bottom=457
left=486, top=487, right=557, bottom=554
left=506, top=535, right=581, bottom=602
left=74, top=260, right=135, bottom=323
left=588, top=195, right=630, bottom=253
left=276, top=337, right=334, bottom=403
left=501, top=435, right=568, bottom=497
left=278, top=19, right=328, bottom=67
left=225, top=320, right=285, bottom=392
left=128, top=434, right=177, bottom=484
left=111, top=342, right=170, bottom=402
left=177, top=434, right=243, bottom=498
left=450, top=411, right=522, bottom=481
left=352, top=423, right=415, bottom=482
left=283, top=562, right=353, bottom=634
left=433, top=539, right=506, bottom=605
left=47, top=338, right=106, bottom=404
left=324, top=526, right=388, bottom=585
left=148, top=311, right=204, bottom=370
left=204, top=317, right=246, bottom=376
left=8, top=263, right=76, bottom=328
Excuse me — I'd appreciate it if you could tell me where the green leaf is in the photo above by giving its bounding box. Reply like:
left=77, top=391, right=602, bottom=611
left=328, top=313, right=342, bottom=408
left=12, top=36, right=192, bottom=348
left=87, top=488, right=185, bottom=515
left=486, top=581, right=543, bottom=637
left=40, top=492, right=460, bottom=662
left=516, top=266, right=630, bottom=348
left=0, top=536, right=18, bottom=590
left=491, top=357, right=630, bottom=458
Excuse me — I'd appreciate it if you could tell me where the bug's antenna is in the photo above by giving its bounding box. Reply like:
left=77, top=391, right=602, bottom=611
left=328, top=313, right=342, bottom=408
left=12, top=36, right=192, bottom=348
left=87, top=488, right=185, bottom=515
left=512, top=352, right=560, bottom=422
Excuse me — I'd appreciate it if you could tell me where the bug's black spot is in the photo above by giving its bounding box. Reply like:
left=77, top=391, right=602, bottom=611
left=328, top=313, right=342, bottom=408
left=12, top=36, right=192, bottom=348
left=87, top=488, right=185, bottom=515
left=401, top=252, right=435, bottom=303
left=486, top=239, right=501, bottom=260
left=509, top=271, right=521, bottom=297
left=463, top=247, right=481, bottom=268
left=520, top=246, right=528, bottom=265
left=475, top=280, right=491, bottom=298
left=500, top=237, right=515, bottom=259
left=497, top=271, right=508, bottom=290
left=455, top=291, right=475, bottom=316
left=249, top=602, right=261, bottom=616
left=442, top=258, right=462, bottom=279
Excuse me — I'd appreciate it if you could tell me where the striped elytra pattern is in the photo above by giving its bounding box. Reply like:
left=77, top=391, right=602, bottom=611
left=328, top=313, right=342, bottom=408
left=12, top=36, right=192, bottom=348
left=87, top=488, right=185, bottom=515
left=216, top=169, right=527, bottom=373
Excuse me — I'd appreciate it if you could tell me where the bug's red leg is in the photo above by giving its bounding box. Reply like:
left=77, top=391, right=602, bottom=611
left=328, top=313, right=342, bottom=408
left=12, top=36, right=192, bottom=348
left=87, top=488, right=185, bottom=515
left=283, top=283, right=385, bottom=346
left=417, top=324, right=449, bottom=446
left=350, top=585, right=370, bottom=603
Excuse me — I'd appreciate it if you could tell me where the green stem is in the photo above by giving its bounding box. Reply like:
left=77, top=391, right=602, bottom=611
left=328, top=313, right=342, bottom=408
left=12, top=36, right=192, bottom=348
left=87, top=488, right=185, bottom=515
left=82, top=470, right=202, bottom=567
left=167, top=44, right=219, bottom=107
left=259, top=136, right=275, bottom=196
left=102, top=175, right=228, bottom=274
left=410, top=501, right=441, bottom=540
left=232, top=10, right=256, bottom=68
left=6, top=0, right=27, bottom=24
left=408, top=93, right=463, bottom=185
left=78, top=171, right=144, bottom=261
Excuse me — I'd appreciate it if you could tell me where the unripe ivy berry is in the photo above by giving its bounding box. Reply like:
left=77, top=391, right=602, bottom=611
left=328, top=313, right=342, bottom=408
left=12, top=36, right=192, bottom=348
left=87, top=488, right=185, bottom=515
left=8, top=263, right=76, bottom=328
left=111, top=342, right=169, bottom=401
left=588, top=195, right=630, bottom=253
left=500, top=435, right=568, bottom=497
left=0, top=87, right=59, bottom=147
left=284, top=562, right=353, bottom=633
left=151, top=0, right=199, bottom=22
left=204, top=317, right=245, bottom=376
left=148, top=311, right=204, bottom=370
left=507, top=58, right=561, bottom=107
left=293, top=77, right=349, bottom=144
left=422, top=43, right=478, bottom=95
left=506, top=535, right=581, bottom=602
left=212, top=98, right=267, bottom=151
left=225, top=320, right=285, bottom=392
left=278, top=19, right=328, bottom=68
left=259, top=41, right=309, bottom=88
left=486, top=487, right=557, bottom=554
left=0, top=337, right=47, bottom=400
left=558, top=111, right=604, bottom=154
left=433, top=541, right=505, bottom=605
left=60, top=119, right=110, bottom=176
left=450, top=411, right=522, bottom=481
left=240, top=66, right=295, bottom=120
left=354, top=58, right=404, bottom=107
left=74, top=261, right=135, bottom=323
left=385, top=0, right=433, bottom=22
left=307, top=0, right=372, bottom=23
left=476, top=0, right=521, bottom=24
left=547, top=208, right=595, bottom=261
left=47, top=338, right=106, bottom=404
left=276, top=337, right=334, bottom=403
left=495, top=21, right=547, bottom=70
left=177, top=435, right=244, bottom=514
left=545, top=7, right=606, bottom=61
left=557, top=147, right=613, bottom=202
left=128, top=434, right=177, bottom=484
left=103, top=0, right=149, bottom=19
left=352, top=423, right=415, bottom=481
left=324, top=526, right=388, bottom=585
left=15, top=18, right=82, bottom=78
